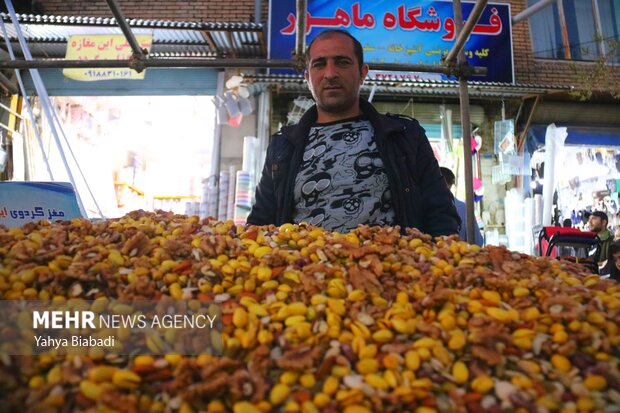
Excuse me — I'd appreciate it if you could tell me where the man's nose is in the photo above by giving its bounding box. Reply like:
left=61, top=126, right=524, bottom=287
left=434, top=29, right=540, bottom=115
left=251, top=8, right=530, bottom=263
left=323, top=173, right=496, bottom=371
left=324, top=60, right=338, bottom=78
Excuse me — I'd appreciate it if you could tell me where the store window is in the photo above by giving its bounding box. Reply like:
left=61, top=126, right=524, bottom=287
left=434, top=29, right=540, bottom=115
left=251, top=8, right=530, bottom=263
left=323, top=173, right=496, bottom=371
left=22, top=96, right=215, bottom=219
left=528, top=0, right=620, bottom=62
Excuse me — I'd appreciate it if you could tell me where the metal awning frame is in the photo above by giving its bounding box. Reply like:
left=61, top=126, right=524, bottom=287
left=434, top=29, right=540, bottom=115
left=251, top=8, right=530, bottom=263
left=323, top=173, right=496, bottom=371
left=246, top=74, right=573, bottom=100
left=0, top=0, right=486, bottom=79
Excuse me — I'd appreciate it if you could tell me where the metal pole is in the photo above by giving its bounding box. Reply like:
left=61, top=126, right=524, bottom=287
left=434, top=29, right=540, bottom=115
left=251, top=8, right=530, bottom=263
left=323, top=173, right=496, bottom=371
left=206, top=71, right=225, bottom=218
left=557, top=0, right=572, bottom=59
left=254, top=0, right=262, bottom=23
left=453, top=0, right=476, bottom=245
left=517, top=95, right=540, bottom=154
left=0, top=101, right=23, bottom=118
left=445, top=0, right=488, bottom=64
left=0, top=57, right=487, bottom=76
left=512, top=0, right=557, bottom=24
left=255, top=88, right=269, bottom=176
left=4, top=0, right=89, bottom=216
left=294, top=0, right=307, bottom=69
left=0, top=71, right=17, bottom=95
left=104, top=0, right=146, bottom=58
left=0, top=12, right=53, bottom=180
left=592, top=0, right=606, bottom=56
left=0, top=120, right=21, bottom=136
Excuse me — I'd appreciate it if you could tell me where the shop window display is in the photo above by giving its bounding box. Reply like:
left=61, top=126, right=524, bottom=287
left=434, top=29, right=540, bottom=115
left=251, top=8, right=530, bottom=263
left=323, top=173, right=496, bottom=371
left=23, top=96, right=215, bottom=218
left=553, top=147, right=620, bottom=233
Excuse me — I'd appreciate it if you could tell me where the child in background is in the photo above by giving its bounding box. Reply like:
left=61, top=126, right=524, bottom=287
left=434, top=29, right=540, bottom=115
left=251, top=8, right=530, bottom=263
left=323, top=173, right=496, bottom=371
left=603, top=240, right=620, bottom=282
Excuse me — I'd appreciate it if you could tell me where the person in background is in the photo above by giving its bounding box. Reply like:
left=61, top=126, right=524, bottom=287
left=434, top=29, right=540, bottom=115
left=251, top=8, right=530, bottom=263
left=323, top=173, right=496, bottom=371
left=601, top=240, right=620, bottom=282
left=614, top=210, right=620, bottom=241
left=588, top=210, right=613, bottom=267
left=558, top=218, right=575, bottom=257
left=439, top=167, right=483, bottom=246
left=248, top=30, right=460, bottom=237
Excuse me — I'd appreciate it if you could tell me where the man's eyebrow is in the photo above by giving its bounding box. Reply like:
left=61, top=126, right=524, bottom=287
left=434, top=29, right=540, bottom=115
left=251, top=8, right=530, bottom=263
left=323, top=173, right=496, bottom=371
left=311, top=55, right=353, bottom=62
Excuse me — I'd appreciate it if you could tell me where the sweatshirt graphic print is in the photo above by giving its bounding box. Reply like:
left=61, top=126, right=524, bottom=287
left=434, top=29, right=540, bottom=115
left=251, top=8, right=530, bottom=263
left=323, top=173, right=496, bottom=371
left=292, top=118, right=395, bottom=232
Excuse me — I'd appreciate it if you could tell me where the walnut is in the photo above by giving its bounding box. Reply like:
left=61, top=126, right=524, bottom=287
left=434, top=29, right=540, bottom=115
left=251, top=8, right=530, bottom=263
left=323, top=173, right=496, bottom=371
left=100, top=389, right=139, bottom=413
left=276, top=346, right=324, bottom=371
left=183, top=373, right=229, bottom=400
left=471, top=345, right=504, bottom=366
left=120, top=232, right=152, bottom=257
left=347, top=263, right=382, bottom=294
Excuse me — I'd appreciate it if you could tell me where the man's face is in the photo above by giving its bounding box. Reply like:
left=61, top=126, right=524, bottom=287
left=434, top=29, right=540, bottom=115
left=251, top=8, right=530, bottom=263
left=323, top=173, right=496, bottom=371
left=613, top=251, right=620, bottom=271
left=305, top=33, right=369, bottom=122
left=588, top=215, right=606, bottom=232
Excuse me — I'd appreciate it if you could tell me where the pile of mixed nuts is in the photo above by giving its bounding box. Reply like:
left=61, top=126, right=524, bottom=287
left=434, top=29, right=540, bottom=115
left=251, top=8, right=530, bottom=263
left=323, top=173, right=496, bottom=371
left=0, top=210, right=618, bottom=413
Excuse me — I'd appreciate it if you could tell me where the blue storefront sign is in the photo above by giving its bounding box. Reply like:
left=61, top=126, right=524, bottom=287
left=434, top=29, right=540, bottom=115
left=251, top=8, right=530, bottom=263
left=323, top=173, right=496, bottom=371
left=0, top=182, right=82, bottom=228
left=269, top=0, right=514, bottom=83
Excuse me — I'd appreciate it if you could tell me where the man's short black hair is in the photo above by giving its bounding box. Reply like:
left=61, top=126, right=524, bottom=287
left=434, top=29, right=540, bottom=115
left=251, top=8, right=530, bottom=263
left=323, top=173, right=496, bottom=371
left=440, top=167, right=455, bottom=187
left=591, top=210, right=608, bottom=223
left=305, top=29, right=364, bottom=73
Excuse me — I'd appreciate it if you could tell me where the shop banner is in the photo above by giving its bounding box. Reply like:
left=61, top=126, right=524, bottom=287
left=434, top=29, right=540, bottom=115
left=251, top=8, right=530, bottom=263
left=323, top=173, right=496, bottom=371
left=63, top=34, right=153, bottom=81
left=0, top=182, right=82, bottom=228
left=268, top=0, right=513, bottom=83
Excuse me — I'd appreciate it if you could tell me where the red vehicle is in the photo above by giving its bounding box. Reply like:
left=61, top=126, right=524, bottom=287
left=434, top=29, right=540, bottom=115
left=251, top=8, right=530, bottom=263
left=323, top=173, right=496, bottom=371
left=536, top=226, right=601, bottom=274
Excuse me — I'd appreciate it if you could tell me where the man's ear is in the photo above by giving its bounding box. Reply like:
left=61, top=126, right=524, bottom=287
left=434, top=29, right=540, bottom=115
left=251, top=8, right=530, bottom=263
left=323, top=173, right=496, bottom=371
left=360, top=64, right=369, bottom=84
left=304, top=70, right=309, bottom=82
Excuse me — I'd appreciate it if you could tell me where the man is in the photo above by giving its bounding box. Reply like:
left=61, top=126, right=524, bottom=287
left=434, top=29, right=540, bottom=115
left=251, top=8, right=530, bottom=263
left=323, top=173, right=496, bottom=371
left=588, top=210, right=613, bottom=266
left=247, top=30, right=460, bottom=236
left=439, top=167, right=483, bottom=246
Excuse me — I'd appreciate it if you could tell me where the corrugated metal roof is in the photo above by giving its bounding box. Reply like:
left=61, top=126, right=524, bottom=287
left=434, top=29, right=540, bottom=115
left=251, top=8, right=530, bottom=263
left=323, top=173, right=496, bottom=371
left=0, top=13, right=576, bottom=99
left=245, top=73, right=574, bottom=99
left=0, top=12, right=265, bottom=59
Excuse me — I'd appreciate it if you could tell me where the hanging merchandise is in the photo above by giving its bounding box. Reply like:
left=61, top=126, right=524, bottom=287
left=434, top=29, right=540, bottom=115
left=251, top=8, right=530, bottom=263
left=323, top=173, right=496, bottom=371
left=223, top=90, right=244, bottom=127
left=494, top=100, right=516, bottom=155
left=225, top=75, right=243, bottom=90
left=213, top=75, right=256, bottom=128
left=499, top=151, right=531, bottom=176
left=471, top=132, right=484, bottom=202
left=222, top=74, right=254, bottom=126
left=238, top=95, right=253, bottom=116
left=492, top=164, right=511, bottom=184
left=225, top=74, right=254, bottom=107
left=473, top=177, right=484, bottom=202
left=223, top=91, right=241, bottom=118
left=223, top=91, right=243, bottom=128
left=494, top=120, right=516, bottom=154
left=471, top=134, right=482, bottom=155
left=227, top=114, right=243, bottom=128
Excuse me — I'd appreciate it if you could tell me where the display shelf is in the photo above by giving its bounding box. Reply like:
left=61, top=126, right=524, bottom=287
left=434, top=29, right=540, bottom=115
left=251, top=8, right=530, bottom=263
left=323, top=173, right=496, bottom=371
left=152, top=195, right=198, bottom=200
left=113, top=181, right=144, bottom=197
left=113, top=181, right=145, bottom=209
left=152, top=195, right=201, bottom=215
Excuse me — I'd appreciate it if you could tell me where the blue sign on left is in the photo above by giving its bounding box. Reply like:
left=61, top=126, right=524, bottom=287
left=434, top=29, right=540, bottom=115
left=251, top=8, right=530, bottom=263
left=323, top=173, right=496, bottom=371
left=0, top=182, right=82, bottom=228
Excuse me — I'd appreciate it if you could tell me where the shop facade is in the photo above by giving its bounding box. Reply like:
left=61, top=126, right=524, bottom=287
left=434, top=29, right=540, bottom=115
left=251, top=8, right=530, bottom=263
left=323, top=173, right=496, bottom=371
left=1, top=0, right=619, bottom=252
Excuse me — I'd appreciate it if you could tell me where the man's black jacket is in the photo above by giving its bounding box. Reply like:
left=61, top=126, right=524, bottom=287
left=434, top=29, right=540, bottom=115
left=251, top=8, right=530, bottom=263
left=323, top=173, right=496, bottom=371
left=247, top=98, right=460, bottom=237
